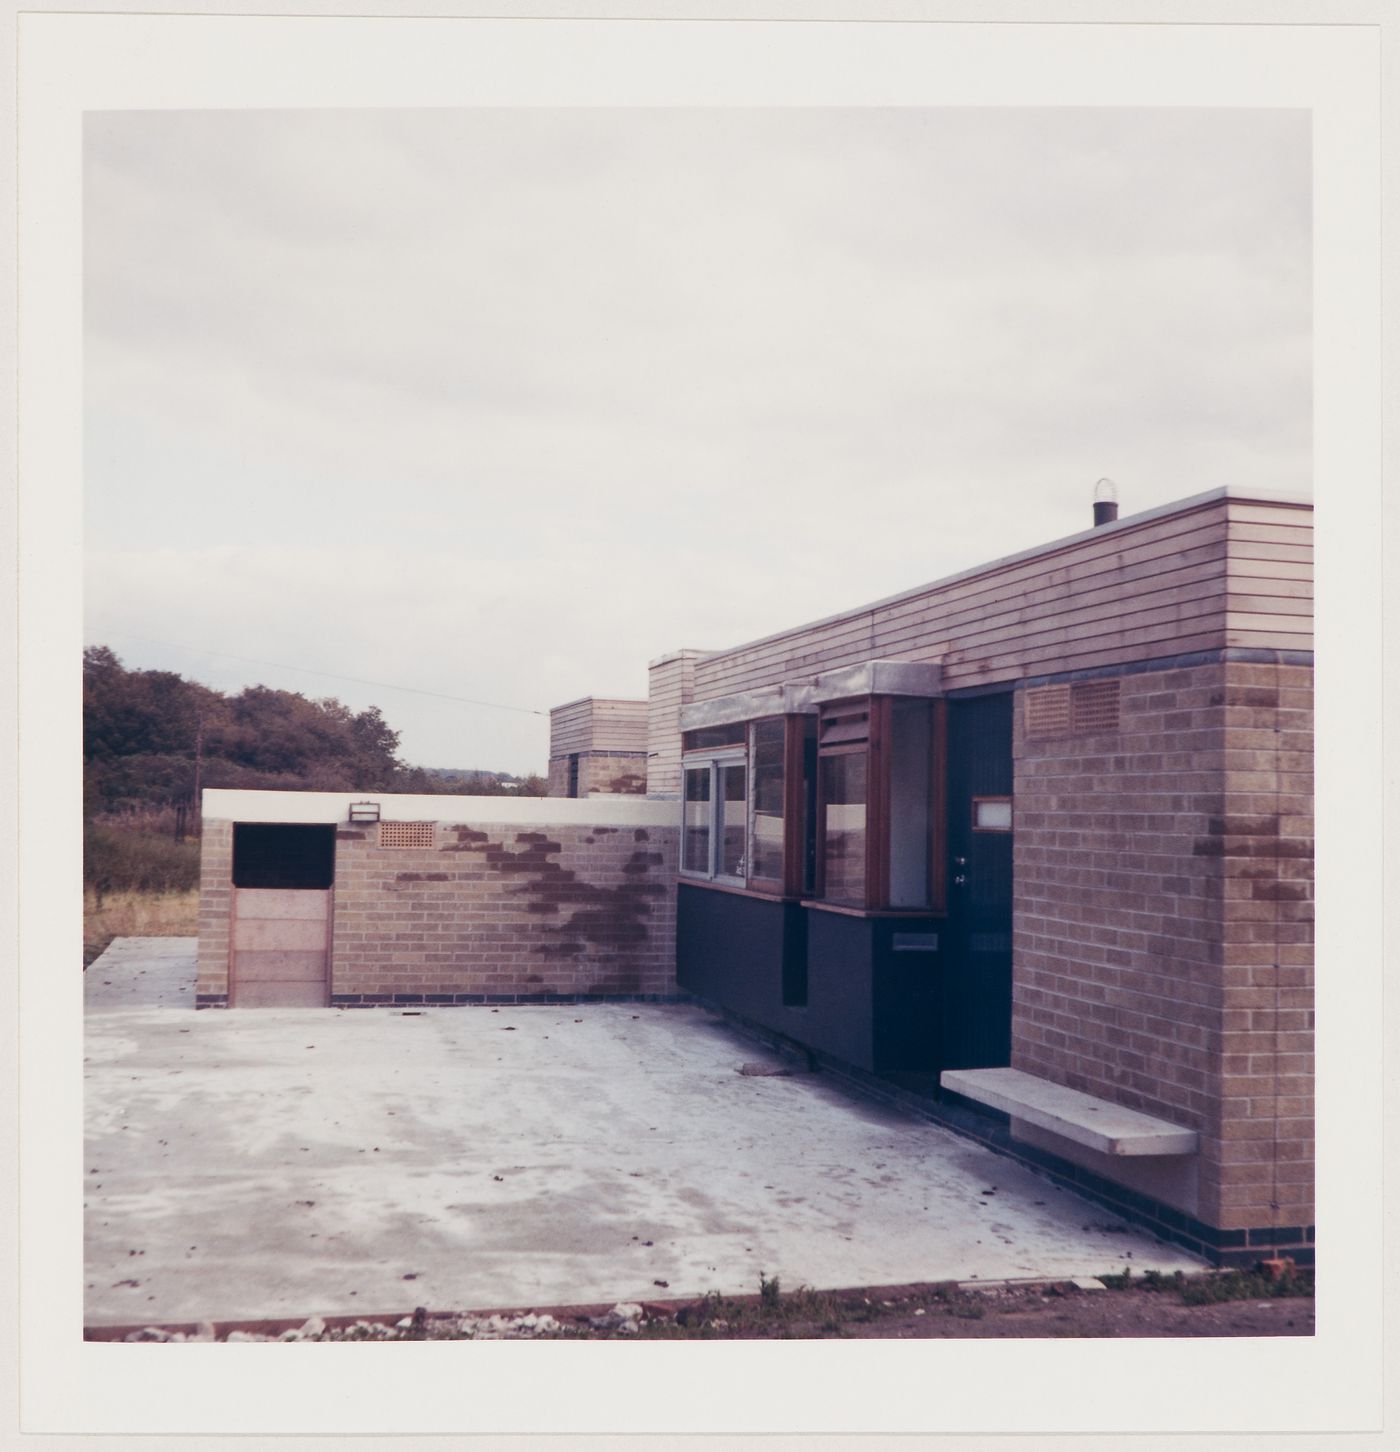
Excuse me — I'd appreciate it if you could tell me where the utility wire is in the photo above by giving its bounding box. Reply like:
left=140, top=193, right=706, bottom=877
left=111, top=635, right=547, bottom=717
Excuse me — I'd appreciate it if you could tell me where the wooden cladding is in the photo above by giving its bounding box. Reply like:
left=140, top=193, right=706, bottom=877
left=550, top=697, right=649, bottom=756
left=686, top=497, right=1312, bottom=703
left=1024, top=679, right=1121, bottom=740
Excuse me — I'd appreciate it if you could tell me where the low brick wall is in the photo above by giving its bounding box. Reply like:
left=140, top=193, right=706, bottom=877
left=195, top=793, right=679, bottom=1006
left=330, top=819, right=676, bottom=1001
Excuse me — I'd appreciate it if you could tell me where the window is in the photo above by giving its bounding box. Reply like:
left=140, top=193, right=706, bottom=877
left=747, top=718, right=787, bottom=889
left=814, top=696, right=945, bottom=911
left=682, top=764, right=712, bottom=873
left=679, top=697, right=944, bottom=911
left=820, top=749, right=868, bottom=904
left=680, top=750, right=746, bottom=883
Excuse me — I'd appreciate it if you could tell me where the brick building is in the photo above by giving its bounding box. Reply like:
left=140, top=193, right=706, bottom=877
left=196, top=792, right=679, bottom=1010
left=199, top=484, right=1311, bottom=1265
left=545, top=697, right=649, bottom=797
left=550, top=483, right=1313, bottom=1264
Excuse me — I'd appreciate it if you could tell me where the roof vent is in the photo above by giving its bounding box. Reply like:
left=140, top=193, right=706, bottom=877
left=1093, top=478, right=1119, bottom=527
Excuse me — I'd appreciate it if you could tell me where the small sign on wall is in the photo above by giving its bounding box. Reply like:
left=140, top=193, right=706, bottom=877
left=972, top=797, right=1013, bottom=831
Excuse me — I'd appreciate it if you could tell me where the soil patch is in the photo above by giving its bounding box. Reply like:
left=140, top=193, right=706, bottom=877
left=90, top=1266, right=1314, bottom=1342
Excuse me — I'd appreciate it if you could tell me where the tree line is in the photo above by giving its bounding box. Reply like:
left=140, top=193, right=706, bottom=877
left=83, top=646, right=545, bottom=821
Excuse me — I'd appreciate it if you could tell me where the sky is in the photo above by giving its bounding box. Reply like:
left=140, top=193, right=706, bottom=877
left=83, top=107, right=1311, bottom=776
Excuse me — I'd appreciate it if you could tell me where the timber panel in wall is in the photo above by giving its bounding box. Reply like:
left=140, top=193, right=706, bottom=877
left=230, top=887, right=331, bottom=1008
left=690, top=497, right=1312, bottom=702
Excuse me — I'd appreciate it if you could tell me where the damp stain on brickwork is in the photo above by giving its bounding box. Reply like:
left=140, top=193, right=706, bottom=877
left=1192, top=814, right=1313, bottom=860
left=440, top=825, right=666, bottom=991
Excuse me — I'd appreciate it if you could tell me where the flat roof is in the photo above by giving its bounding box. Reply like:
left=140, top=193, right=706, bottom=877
left=687, top=485, right=1312, bottom=669
left=201, top=788, right=674, bottom=827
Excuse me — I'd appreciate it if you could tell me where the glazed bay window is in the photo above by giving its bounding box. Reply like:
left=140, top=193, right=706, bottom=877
left=813, top=696, right=945, bottom=912
left=681, top=717, right=798, bottom=892
left=679, top=695, right=942, bottom=908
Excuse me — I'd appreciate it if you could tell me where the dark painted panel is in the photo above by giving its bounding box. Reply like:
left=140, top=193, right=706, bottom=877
left=871, top=916, right=945, bottom=1071
left=803, top=909, right=876, bottom=1070
left=676, top=885, right=788, bottom=1026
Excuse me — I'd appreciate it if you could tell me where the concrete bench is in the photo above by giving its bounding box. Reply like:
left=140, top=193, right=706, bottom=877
left=939, top=1067, right=1198, bottom=1157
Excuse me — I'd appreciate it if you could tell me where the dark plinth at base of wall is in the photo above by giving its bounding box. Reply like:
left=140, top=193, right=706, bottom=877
left=195, top=995, right=229, bottom=1009
left=329, top=992, right=692, bottom=1007
left=931, top=1089, right=1314, bottom=1270
left=699, top=996, right=1313, bottom=1271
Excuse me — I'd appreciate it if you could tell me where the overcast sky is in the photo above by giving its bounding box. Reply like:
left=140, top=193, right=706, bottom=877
left=84, top=107, right=1310, bottom=776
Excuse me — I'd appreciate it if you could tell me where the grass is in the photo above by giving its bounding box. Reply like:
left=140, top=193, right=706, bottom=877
left=86, top=824, right=200, bottom=896
left=84, top=888, right=199, bottom=968
left=1099, top=1264, right=1313, bottom=1304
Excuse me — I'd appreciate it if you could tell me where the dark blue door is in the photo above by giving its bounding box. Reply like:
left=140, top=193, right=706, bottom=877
left=940, top=692, right=1014, bottom=1069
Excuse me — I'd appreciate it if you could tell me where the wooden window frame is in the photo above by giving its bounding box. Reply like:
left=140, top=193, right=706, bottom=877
left=813, top=694, right=947, bottom=913
left=744, top=716, right=788, bottom=897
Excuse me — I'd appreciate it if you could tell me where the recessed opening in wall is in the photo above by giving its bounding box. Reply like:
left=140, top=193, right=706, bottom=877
left=232, top=823, right=336, bottom=890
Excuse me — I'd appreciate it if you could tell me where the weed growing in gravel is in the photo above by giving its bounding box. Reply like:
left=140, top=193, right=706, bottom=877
left=1179, top=1266, right=1313, bottom=1306
left=1099, top=1264, right=1313, bottom=1304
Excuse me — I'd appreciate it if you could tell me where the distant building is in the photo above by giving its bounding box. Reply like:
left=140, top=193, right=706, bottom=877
left=546, top=697, right=649, bottom=797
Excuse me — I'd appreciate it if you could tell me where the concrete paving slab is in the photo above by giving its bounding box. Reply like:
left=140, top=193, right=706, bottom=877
left=85, top=938, right=1203, bottom=1326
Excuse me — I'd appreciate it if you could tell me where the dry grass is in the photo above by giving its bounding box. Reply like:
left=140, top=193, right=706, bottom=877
left=84, top=888, right=199, bottom=968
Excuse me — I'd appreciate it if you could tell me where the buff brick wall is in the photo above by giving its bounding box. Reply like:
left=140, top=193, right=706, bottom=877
left=1211, top=660, right=1314, bottom=1233
left=194, top=819, right=233, bottom=1002
left=546, top=753, right=649, bottom=798
left=327, top=819, right=678, bottom=1001
left=1011, top=657, right=1314, bottom=1235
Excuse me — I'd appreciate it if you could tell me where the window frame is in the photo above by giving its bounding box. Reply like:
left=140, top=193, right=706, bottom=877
left=812, top=694, right=947, bottom=913
left=678, top=697, right=946, bottom=913
left=679, top=746, right=748, bottom=886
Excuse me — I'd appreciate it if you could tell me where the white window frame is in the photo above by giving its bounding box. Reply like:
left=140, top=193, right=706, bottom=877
left=680, top=747, right=747, bottom=886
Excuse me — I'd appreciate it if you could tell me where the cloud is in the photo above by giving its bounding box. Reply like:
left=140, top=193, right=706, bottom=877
left=84, top=107, right=1311, bottom=770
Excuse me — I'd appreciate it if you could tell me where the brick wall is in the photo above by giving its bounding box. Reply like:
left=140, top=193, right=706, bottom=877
left=1012, top=657, right=1313, bottom=1235
left=546, top=752, right=649, bottom=798
left=194, top=819, right=233, bottom=1004
left=1212, top=660, right=1314, bottom=1234
left=328, top=819, right=678, bottom=1001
